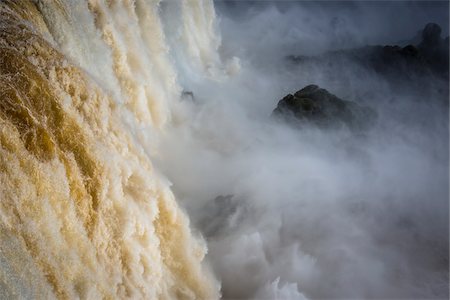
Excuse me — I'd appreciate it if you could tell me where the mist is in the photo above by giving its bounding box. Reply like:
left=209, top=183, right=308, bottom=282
left=153, top=1, right=449, bottom=299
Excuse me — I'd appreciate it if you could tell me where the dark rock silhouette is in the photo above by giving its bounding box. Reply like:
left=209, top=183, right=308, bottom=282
left=417, top=23, right=449, bottom=76
left=420, top=23, right=442, bottom=48
left=181, top=90, right=195, bottom=102
left=273, top=85, right=377, bottom=131
left=286, top=23, right=449, bottom=100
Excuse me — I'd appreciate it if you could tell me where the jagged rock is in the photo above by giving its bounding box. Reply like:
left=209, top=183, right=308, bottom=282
left=273, top=85, right=377, bottom=131
left=286, top=23, right=449, bottom=97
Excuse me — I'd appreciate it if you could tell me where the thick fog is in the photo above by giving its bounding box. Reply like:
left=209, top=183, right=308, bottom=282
left=155, top=1, right=449, bottom=299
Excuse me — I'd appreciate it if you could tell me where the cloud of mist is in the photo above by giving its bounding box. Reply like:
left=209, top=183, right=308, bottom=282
left=155, top=1, right=449, bottom=299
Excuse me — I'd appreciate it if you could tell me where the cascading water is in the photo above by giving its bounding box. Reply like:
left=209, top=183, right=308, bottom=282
left=1, top=0, right=448, bottom=299
left=0, top=0, right=224, bottom=298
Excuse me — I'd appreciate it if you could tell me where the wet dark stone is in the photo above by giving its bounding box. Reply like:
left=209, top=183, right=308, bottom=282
left=273, top=85, right=377, bottom=131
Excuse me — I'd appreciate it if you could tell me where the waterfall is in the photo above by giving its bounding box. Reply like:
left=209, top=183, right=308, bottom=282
left=0, top=0, right=222, bottom=298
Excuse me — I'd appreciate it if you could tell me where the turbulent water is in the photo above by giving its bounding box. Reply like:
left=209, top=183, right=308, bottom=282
left=0, top=0, right=224, bottom=298
left=0, top=0, right=448, bottom=299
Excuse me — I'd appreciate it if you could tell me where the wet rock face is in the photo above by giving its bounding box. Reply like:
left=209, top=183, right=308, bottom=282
left=273, top=85, right=377, bottom=131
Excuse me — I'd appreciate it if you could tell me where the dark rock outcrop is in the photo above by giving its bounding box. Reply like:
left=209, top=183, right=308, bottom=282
left=417, top=23, right=449, bottom=76
left=273, top=85, right=377, bottom=131
left=181, top=90, right=195, bottom=101
left=286, top=23, right=449, bottom=100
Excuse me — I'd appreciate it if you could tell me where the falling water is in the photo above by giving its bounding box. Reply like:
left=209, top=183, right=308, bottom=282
left=0, top=0, right=223, bottom=298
